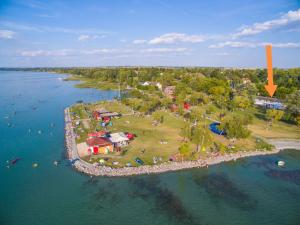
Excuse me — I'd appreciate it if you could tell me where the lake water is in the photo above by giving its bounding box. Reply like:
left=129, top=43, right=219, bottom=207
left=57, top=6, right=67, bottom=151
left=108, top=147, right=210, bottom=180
left=0, top=71, right=299, bottom=225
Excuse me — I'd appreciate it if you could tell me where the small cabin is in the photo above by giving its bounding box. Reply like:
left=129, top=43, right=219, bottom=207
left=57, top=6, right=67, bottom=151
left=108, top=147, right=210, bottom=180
left=92, top=109, right=120, bottom=121
left=86, top=137, right=113, bottom=154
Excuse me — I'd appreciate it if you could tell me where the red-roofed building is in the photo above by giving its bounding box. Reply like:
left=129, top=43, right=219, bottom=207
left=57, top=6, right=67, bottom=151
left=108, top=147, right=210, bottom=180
left=163, top=86, right=176, bottom=99
left=86, top=137, right=113, bottom=154
left=88, top=131, right=107, bottom=138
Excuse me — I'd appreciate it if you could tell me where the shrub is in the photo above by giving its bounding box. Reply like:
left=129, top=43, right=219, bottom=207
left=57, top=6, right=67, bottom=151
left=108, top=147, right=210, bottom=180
left=255, top=138, right=273, bottom=151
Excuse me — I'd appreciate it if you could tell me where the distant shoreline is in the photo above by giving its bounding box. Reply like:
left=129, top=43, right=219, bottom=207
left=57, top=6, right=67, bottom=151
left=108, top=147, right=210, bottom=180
left=64, top=107, right=300, bottom=177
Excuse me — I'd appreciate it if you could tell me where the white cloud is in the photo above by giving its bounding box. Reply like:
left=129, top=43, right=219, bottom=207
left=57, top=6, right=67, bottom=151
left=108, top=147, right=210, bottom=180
left=142, top=48, right=188, bottom=53
left=1, top=21, right=109, bottom=36
left=209, top=41, right=300, bottom=48
left=215, top=52, right=230, bottom=56
left=82, top=49, right=117, bottom=54
left=133, top=39, right=147, bottom=44
left=209, top=41, right=257, bottom=48
left=0, top=30, right=15, bottom=39
left=78, top=34, right=105, bottom=41
left=148, top=33, right=204, bottom=44
left=20, top=49, right=72, bottom=57
left=233, top=9, right=300, bottom=38
left=265, top=42, right=300, bottom=48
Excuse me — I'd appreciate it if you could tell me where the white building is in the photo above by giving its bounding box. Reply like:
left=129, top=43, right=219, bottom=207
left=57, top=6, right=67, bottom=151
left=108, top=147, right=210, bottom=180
left=109, top=132, right=129, bottom=147
left=254, top=96, right=285, bottom=109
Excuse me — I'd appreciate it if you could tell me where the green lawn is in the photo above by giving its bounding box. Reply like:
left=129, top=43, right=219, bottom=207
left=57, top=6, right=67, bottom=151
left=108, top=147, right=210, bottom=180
left=249, top=118, right=300, bottom=139
left=105, top=111, right=186, bottom=166
left=70, top=102, right=189, bottom=167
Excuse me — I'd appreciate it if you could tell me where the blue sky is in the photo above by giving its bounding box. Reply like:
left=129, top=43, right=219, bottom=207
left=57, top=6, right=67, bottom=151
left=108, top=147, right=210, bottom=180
left=0, top=0, right=300, bottom=67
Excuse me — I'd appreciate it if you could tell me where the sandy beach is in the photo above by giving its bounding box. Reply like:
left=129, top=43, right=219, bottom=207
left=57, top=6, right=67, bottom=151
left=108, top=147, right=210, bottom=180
left=65, top=107, right=300, bottom=177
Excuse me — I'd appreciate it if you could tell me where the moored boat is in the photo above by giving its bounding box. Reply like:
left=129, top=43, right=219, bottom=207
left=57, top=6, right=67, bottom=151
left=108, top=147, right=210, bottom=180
left=277, top=160, right=285, bottom=167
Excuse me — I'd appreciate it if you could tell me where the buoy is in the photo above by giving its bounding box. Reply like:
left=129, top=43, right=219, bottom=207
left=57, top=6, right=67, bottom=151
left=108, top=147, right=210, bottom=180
left=277, top=160, right=285, bottom=167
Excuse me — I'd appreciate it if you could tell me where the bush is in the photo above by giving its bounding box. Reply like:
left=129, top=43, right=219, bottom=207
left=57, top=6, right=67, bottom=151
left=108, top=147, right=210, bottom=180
left=220, top=114, right=251, bottom=139
left=255, top=138, right=273, bottom=151
left=206, top=104, right=217, bottom=114
left=178, top=143, right=191, bottom=157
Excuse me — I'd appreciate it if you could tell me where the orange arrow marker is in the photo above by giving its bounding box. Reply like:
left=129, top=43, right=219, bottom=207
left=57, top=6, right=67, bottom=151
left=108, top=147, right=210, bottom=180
left=264, top=45, right=277, bottom=97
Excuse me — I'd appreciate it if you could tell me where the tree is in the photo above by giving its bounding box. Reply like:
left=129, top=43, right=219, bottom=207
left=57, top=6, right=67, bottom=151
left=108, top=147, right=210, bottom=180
left=153, top=111, right=164, bottom=124
left=161, top=97, right=172, bottom=109
left=191, top=124, right=212, bottom=152
left=266, top=109, right=284, bottom=121
left=178, top=143, right=191, bottom=160
left=180, top=123, right=191, bottom=142
left=266, top=109, right=284, bottom=128
left=232, top=96, right=251, bottom=110
left=285, top=90, right=300, bottom=125
left=220, top=115, right=251, bottom=139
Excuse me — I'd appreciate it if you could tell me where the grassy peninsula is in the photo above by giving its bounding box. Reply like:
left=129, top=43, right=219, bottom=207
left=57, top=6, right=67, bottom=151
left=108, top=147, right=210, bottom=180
left=55, top=67, right=300, bottom=169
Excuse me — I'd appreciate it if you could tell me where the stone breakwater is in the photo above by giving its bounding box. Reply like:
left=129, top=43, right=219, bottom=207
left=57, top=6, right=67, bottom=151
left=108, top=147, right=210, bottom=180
left=64, top=108, right=299, bottom=177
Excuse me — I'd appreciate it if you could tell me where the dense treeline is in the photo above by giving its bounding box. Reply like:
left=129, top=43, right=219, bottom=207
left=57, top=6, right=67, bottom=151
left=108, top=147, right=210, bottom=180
left=39, top=66, right=300, bottom=99
left=3, top=66, right=298, bottom=128
left=3, top=66, right=298, bottom=98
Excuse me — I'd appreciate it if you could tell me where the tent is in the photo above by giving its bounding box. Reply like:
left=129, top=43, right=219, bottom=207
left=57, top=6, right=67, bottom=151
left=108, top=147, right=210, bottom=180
left=209, top=122, right=226, bottom=135
left=93, top=147, right=99, bottom=154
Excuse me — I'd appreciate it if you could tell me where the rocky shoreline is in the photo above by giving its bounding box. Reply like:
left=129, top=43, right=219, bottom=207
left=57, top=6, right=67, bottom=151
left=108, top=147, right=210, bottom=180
left=64, top=107, right=299, bottom=177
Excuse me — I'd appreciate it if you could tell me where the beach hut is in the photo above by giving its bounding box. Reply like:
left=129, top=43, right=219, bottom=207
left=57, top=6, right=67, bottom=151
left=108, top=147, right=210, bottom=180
left=108, top=132, right=130, bottom=147
left=86, top=137, right=114, bottom=154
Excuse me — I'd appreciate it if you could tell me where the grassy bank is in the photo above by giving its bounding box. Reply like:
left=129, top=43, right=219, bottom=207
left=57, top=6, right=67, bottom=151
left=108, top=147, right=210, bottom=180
left=64, top=75, right=119, bottom=90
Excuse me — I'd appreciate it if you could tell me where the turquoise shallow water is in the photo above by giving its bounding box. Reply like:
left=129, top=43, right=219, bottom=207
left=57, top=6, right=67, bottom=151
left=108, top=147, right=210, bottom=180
left=0, top=71, right=299, bottom=225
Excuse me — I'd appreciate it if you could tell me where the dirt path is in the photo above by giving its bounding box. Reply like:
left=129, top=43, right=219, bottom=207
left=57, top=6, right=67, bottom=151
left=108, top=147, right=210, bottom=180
left=267, top=139, right=300, bottom=150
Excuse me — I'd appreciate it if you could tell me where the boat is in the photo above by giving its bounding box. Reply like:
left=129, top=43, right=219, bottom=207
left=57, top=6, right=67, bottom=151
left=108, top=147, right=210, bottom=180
left=209, top=122, right=226, bottom=135
left=135, top=157, right=144, bottom=165
left=277, top=160, right=285, bottom=167
left=11, top=158, right=21, bottom=165
left=32, top=163, right=39, bottom=168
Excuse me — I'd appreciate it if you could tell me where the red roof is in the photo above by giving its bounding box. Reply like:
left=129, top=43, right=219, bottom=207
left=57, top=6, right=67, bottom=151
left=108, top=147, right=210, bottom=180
left=126, top=133, right=135, bottom=139
left=92, top=111, right=100, bottom=119
left=88, top=131, right=107, bottom=137
left=86, top=137, right=112, bottom=147
left=184, top=102, right=191, bottom=110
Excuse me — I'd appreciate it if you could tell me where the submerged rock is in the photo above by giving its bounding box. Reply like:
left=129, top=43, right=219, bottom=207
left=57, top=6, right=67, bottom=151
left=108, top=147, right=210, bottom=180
left=265, top=169, right=300, bottom=185
left=129, top=177, right=203, bottom=225
left=193, top=173, right=257, bottom=210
